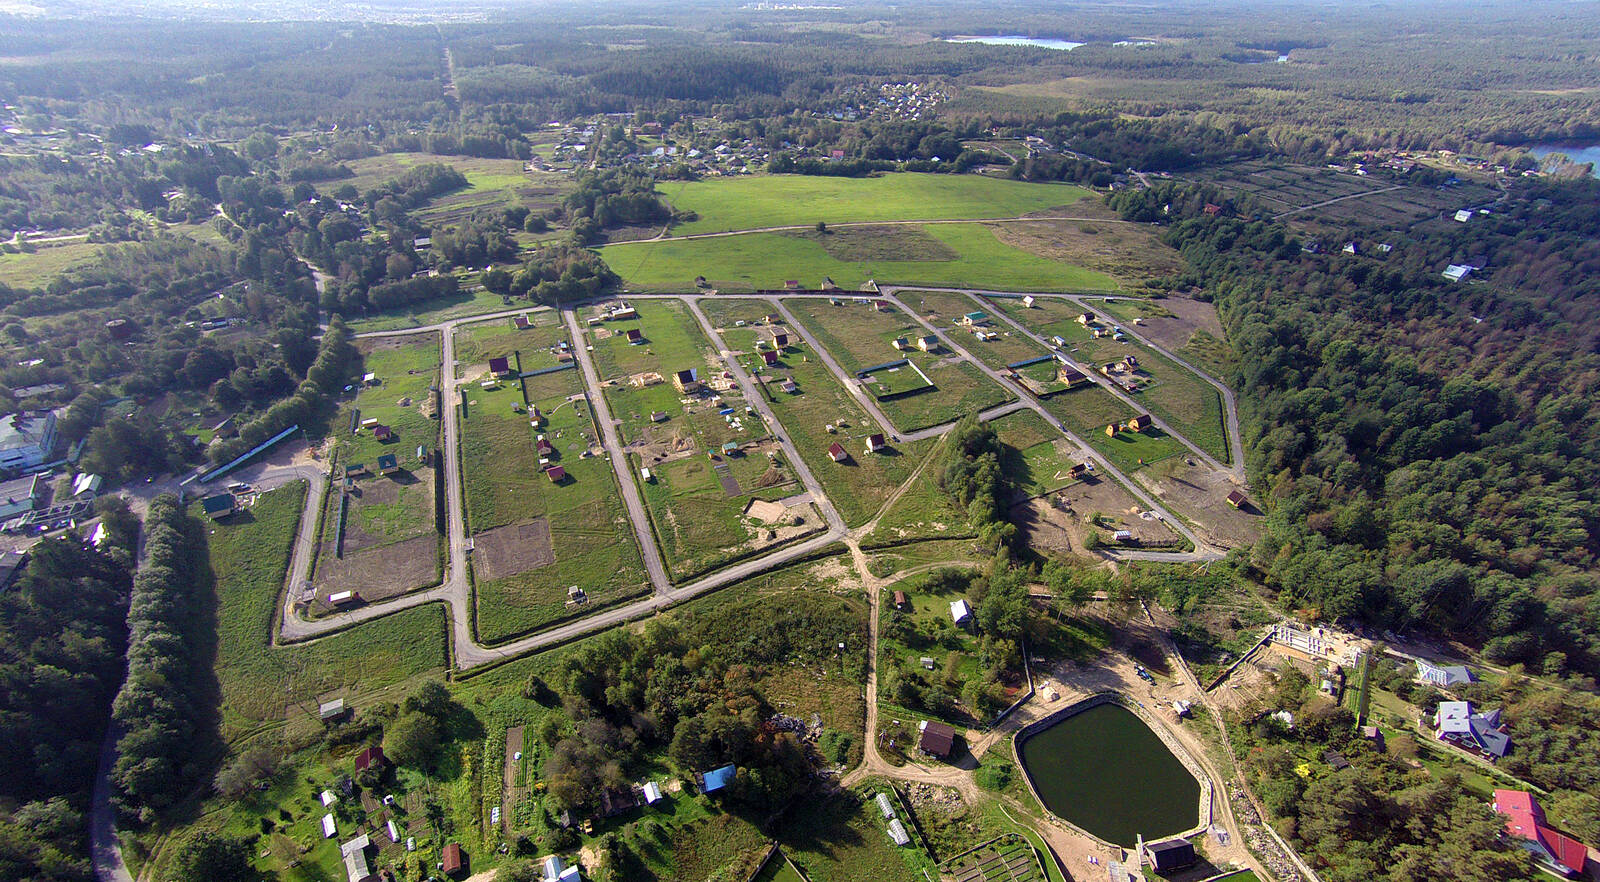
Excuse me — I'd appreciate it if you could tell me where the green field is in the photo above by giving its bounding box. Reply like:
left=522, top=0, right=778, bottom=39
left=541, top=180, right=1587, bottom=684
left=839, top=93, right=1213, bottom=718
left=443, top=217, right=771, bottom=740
left=345, top=286, right=512, bottom=334
left=778, top=789, right=923, bottom=882
left=991, top=409, right=1083, bottom=498
left=782, top=298, right=1013, bottom=431
left=1040, top=384, right=1184, bottom=472
left=989, top=296, right=1229, bottom=462
left=603, top=222, right=1119, bottom=293
left=704, top=300, right=928, bottom=527
left=458, top=370, right=650, bottom=643
left=341, top=333, right=442, bottom=468
left=205, top=482, right=448, bottom=739
left=902, top=289, right=1052, bottom=368
left=659, top=173, right=1090, bottom=234
left=453, top=310, right=566, bottom=376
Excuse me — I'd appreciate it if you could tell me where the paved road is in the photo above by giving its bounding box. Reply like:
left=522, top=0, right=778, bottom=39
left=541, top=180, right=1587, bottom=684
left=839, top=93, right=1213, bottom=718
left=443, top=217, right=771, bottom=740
left=562, top=308, right=671, bottom=592
left=880, top=290, right=1220, bottom=558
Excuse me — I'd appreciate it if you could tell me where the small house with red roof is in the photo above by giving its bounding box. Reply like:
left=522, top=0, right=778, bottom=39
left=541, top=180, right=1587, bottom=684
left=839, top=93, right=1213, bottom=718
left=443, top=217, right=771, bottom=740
left=625, top=328, right=644, bottom=345
left=488, top=356, right=512, bottom=377
left=827, top=442, right=848, bottom=463
left=1493, top=789, right=1589, bottom=877
left=545, top=465, right=567, bottom=483
left=372, top=424, right=393, bottom=442
left=761, top=350, right=780, bottom=366
left=354, top=745, right=387, bottom=773
left=865, top=433, right=887, bottom=454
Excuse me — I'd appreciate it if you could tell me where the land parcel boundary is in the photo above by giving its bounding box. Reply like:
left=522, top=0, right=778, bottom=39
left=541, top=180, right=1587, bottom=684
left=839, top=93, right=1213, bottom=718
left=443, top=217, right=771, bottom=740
left=602, top=222, right=1120, bottom=294
left=703, top=298, right=927, bottom=527
left=783, top=297, right=1013, bottom=432
left=459, top=366, right=649, bottom=644
left=988, top=295, right=1227, bottom=462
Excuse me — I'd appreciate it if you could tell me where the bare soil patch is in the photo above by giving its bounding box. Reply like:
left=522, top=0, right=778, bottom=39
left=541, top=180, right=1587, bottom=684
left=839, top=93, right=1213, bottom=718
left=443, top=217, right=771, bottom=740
left=339, top=469, right=433, bottom=555
left=988, top=216, right=1181, bottom=283
left=1111, top=295, right=1226, bottom=355
left=1012, top=476, right=1178, bottom=553
left=473, top=518, right=556, bottom=583
left=313, top=533, right=440, bottom=605
left=1136, top=460, right=1262, bottom=549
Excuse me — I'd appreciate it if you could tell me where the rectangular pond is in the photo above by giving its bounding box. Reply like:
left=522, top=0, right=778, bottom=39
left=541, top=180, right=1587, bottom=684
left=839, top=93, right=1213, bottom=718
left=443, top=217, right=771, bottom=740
left=1018, top=701, right=1200, bottom=847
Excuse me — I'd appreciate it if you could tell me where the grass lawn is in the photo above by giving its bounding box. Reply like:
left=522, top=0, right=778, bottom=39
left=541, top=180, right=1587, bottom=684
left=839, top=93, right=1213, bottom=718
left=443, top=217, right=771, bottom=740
left=459, top=371, right=650, bottom=643
left=861, top=467, right=971, bottom=548
left=901, top=289, right=1052, bottom=368
left=777, top=789, right=923, bottom=882
left=782, top=298, right=1013, bottom=432
left=453, top=311, right=566, bottom=376
left=604, top=222, right=1119, bottom=293
left=1040, top=385, right=1183, bottom=472
left=346, top=286, right=512, bottom=334
left=590, top=299, right=718, bottom=385
left=340, top=333, right=442, bottom=470
left=634, top=447, right=804, bottom=580
left=991, top=409, right=1083, bottom=497
left=659, top=173, right=1090, bottom=234
left=204, top=482, right=448, bottom=740
left=989, top=296, right=1229, bottom=461
left=753, top=854, right=807, bottom=882
left=705, top=299, right=928, bottom=527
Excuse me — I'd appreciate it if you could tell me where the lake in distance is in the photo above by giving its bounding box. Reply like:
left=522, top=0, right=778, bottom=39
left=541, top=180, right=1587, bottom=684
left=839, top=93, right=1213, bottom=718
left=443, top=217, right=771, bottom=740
left=1018, top=702, right=1201, bottom=846
left=944, top=35, right=1085, bottom=50
left=1530, top=143, right=1600, bottom=178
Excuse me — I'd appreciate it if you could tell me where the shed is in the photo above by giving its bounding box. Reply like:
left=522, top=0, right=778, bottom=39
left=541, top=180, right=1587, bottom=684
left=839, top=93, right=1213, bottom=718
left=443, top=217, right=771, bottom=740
left=721, top=442, right=739, bottom=455
left=545, top=465, right=567, bottom=483
left=762, top=350, right=779, bottom=366
left=354, top=745, right=387, bottom=773
left=891, top=336, right=911, bottom=351
left=377, top=453, right=399, bottom=475
left=1022, top=295, right=1036, bottom=307
left=329, top=590, right=359, bottom=606
left=625, top=328, right=644, bottom=344
left=321, top=814, right=337, bottom=838
left=643, top=781, right=664, bottom=804
left=72, top=473, right=103, bottom=498
left=320, top=789, right=337, bottom=806
left=780, top=379, right=798, bottom=394
left=1127, top=414, right=1153, bottom=432
left=1323, top=750, right=1350, bottom=770
left=318, top=698, right=347, bottom=720
left=1226, top=489, right=1247, bottom=509
left=950, top=599, right=973, bottom=624
left=892, top=590, right=907, bottom=609
left=1454, top=209, right=1473, bottom=222
left=919, top=721, right=957, bottom=759
left=651, top=410, right=669, bottom=422
left=441, top=842, right=464, bottom=877
left=961, top=311, right=987, bottom=325
left=201, top=493, right=235, bottom=520
left=372, top=424, right=393, bottom=442
left=702, top=764, right=736, bottom=793
left=1146, top=838, right=1196, bottom=872
left=513, top=314, right=530, bottom=330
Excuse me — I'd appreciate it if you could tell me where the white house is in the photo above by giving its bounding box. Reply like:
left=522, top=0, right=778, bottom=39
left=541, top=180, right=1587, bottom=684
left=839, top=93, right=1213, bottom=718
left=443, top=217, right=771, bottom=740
left=1443, top=264, right=1475, bottom=282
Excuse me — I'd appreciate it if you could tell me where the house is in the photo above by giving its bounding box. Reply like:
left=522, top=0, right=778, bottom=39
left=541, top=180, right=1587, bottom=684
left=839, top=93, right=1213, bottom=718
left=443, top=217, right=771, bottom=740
left=625, top=329, right=644, bottom=345
left=1435, top=700, right=1511, bottom=759
left=354, top=745, right=388, bottom=773
left=651, top=410, right=669, bottom=422
left=961, top=311, right=987, bottom=326
left=1342, top=242, right=1359, bottom=255
left=340, top=834, right=373, bottom=882
left=762, top=350, right=780, bottom=366
left=1323, top=750, right=1350, bottom=771
left=1493, top=789, right=1589, bottom=878
left=1127, top=414, right=1153, bottom=432
left=771, top=331, right=789, bottom=348
left=780, top=379, right=798, bottom=394
left=892, top=590, right=907, bottom=610
left=1145, top=838, right=1197, bottom=873
left=514, top=314, right=531, bottom=330
left=441, top=842, right=464, bottom=877
left=372, top=424, right=393, bottom=442
left=827, top=442, right=849, bottom=463
left=1105, top=423, right=1120, bottom=437
left=672, top=369, right=702, bottom=393
left=916, top=335, right=938, bottom=352
left=643, top=781, right=663, bottom=805
left=413, top=236, right=432, bottom=249
left=0, top=473, right=42, bottom=521
left=891, top=336, right=911, bottom=351
left=721, top=442, right=739, bottom=456
left=764, top=313, right=782, bottom=325
left=1443, top=263, right=1475, bottom=282
left=950, top=599, right=973, bottom=624
left=1059, top=366, right=1089, bottom=387
left=212, top=416, right=237, bottom=439
left=865, top=433, right=887, bottom=454
left=489, top=356, right=512, bottom=377
left=345, top=463, right=366, bottom=478
left=319, top=698, right=347, bottom=721
left=873, top=300, right=891, bottom=312
left=0, top=410, right=57, bottom=472
left=702, top=764, right=736, bottom=793
left=1076, top=312, right=1096, bottom=326
left=546, top=465, right=567, bottom=483
left=1414, top=658, right=1474, bottom=687
left=783, top=280, right=801, bottom=290
left=1360, top=725, right=1385, bottom=751
left=201, top=493, right=236, bottom=520
left=918, top=721, right=957, bottom=759
left=1051, top=335, right=1068, bottom=348
left=377, top=453, right=399, bottom=475
left=1068, top=462, right=1090, bottom=479
left=536, top=438, right=555, bottom=456
left=1454, top=209, right=1474, bottom=222
left=1022, top=295, right=1036, bottom=308
left=1226, top=489, right=1247, bottom=509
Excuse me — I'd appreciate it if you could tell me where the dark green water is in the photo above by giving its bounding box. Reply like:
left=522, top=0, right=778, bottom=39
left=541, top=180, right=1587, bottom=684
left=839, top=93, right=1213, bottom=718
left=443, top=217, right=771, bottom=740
left=1018, top=702, right=1200, bottom=846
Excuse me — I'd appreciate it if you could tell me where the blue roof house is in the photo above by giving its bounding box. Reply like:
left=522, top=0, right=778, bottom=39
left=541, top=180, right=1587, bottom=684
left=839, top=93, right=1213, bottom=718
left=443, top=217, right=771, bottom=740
left=702, top=765, right=736, bottom=794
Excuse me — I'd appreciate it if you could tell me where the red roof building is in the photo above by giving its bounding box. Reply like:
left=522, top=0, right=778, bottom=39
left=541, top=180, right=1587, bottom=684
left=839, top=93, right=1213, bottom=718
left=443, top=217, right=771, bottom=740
left=545, top=465, right=567, bottom=482
left=1493, top=789, right=1588, bottom=877
left=372, top=424, right=392, bottom=442
left=354, top=745, right=387, bottom=773
left=441, top=842, right=464, bottom=877
left=827, top=442, right=848, bottom=463
left=488, top=356, right=511, bottom=376
left=1226, top=489, right=1247, bottom=508
left=865, top=433, right=887, bottom=453
left=919, top=721, right=957, bottom=760
left=762, top=350, right=780, bottom=366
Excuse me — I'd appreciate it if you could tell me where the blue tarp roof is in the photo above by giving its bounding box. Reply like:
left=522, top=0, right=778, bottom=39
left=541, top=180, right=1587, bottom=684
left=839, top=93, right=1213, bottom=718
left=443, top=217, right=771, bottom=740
left=702, top=764, right=736, bottom=793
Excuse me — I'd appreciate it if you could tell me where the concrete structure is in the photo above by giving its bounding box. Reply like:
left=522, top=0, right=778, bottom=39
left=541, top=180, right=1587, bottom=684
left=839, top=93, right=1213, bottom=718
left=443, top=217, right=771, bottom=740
left=0, top=410, right=57, bottom=472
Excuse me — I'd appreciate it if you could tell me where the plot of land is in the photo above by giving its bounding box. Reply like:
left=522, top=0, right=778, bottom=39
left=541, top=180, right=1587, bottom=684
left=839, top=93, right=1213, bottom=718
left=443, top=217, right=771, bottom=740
left=1193, top=159, right=1500, bottom=230
left=991, top=410, right=1088, bottom=498
left=705, top=300, right=928, bottom=527
left=1012, top=480, right=1180, bottom=555
left=311, top=533, right=440, bottom=607
left=603, top=222, right=1119, bottom=293
left=658, top=173, right=1090, bottom=234
left=1136, top=457, right=1262, bottom=549
left=902, top=289, right=1052, bottom=369
left=453, top=311, right=567, bottom=378
left=472, top=518, right=555, bottom=582
left=783, top=298, right=1013, bottom=432
left=1040, top=385, right=1183, bottom=472
left=340, top=333, right=442, bottom=468
left=1094, top=295, right=1236, bottom=379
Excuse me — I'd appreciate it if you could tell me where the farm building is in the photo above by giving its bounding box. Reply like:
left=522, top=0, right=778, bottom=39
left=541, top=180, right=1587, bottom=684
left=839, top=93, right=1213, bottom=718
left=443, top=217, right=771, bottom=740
left=702, top=764, right=736, bottom=793
left=865, top=433, right=887, bottom=454
left=672, top=369, right=702, bottom=393
left=377, top=453, right=399, bottom=475
left=545, top=465, right=567, bottom=483
left=1416, top=659, right=1474, bottom=687
left=950, top=599, right=973, bottom=624
left=1434, top=700, right=1511, bottom=759
left=339, top=834, right=371, bottom=882
left=319, top=699, right=347, bottom=721
left=1226, top=489, right=1247, bottom=509
left=1145, top=838, right=1196, bottom=873
left=892, top=590, right=907, bottom=609
left=489, top=356, right=512, bottom=377
left=0, top=410, right=57, bottom=472
left=1493, top=789, right=1589, bottom=878
left=918, top=721, right=957, bottom=759
left=201, top=493, right=236, bottom=520
left=827, top=442, right=849, bottom=463
left=441, top=842, right=464, bottom=877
